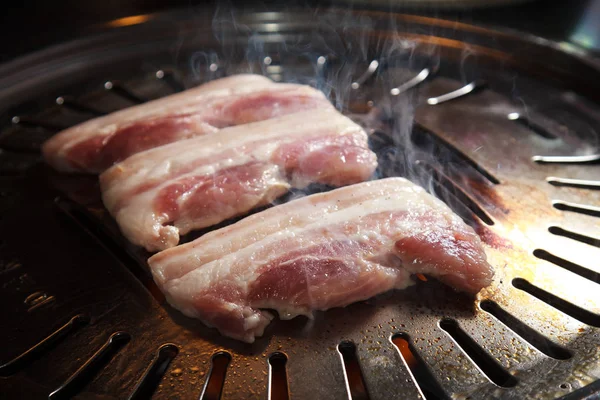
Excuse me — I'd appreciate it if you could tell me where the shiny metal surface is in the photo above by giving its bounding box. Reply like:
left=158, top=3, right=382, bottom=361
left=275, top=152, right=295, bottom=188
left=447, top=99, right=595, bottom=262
left=0, top=8, right=599, bottom=400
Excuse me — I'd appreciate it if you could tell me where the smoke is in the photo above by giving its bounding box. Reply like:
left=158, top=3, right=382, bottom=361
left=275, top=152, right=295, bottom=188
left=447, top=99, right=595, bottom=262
left=200, top=0, right=485, bottom=215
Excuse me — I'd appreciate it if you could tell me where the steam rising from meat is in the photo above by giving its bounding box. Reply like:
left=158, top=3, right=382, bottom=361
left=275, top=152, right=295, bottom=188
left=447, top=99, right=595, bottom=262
left=205, top=3, right=444, bottom=197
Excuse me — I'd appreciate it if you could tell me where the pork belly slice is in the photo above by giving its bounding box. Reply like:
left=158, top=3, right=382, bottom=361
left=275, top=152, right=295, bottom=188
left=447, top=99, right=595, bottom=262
left=100, top=108, right=377, bottom=251
left=148, top=177, right=494, bottom=343
left=42, top=74, right=333, bottom=173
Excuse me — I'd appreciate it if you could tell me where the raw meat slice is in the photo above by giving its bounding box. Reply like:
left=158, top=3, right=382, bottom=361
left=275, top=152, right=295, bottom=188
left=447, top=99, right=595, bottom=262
left=148, top=177, right=494, bottom=343
left=43, top=74, right=333, bottom=173
left=100, top=108, right=377, bottom=251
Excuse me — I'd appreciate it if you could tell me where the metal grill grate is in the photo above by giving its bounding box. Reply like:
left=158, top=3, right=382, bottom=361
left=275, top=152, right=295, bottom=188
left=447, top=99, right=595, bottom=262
left=0, top=8, right=599, bottom=400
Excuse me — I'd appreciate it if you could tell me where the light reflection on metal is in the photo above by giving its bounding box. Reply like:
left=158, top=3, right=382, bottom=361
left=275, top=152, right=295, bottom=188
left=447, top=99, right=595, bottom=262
left=390, top=68, right=431, bottom=96
left=106, top=15, right=152, bottom=28
left=426, top=80, right=486, bottom=105
left=532, top=154, right=600, bottom=164
left=351, top=60, right=379, bottom=90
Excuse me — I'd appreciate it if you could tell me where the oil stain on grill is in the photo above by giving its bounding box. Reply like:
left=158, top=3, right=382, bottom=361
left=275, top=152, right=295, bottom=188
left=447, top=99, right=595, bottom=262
left=512, top=278, right=600, bottom=327
left=479, top=300, right=572, bottom=360
left=0, top=314, right=89, bottom=376
left=338, top=341, right=371, bottom=400
left=48, top=331, right=130, bottom=400
left=129, top=343, right=179, bottom=400
left=391, top=333, right=450, bottom=400
left=268, top=352, right=289, bottom=400
left=199, top=351, right=232, bottom=400
left=439, top=319, right=518, bottom=388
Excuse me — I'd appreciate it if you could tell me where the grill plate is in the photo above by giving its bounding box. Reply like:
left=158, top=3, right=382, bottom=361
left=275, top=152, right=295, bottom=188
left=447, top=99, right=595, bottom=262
left=0, top=8, right=599, bottom=400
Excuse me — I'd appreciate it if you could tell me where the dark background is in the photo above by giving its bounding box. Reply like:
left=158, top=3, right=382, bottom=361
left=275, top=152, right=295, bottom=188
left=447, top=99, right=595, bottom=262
left=0, top=0, right=598, bottom=63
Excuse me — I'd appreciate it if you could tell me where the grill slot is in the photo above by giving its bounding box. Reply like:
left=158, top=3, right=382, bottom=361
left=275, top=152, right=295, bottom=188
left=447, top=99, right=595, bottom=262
left=156, top=69, right=185, bottom=93
left=338, top=341, right=370, bottom=400
left=512, top=278, right=600, bottom=327
left=548, top=226, right=600, bottom=248
left=351, top=60, right=379, bottom=90
left=552, top=201, right=600, bottom=217
left=479, top=300, right=572, bottom=360
left=532, top=154, right=600, bottom=164
left=200, top=352, right=232, bottom=400
left=48, top=331, right=131, bottom=400
left=416, top=161, right=494, bottom=226
left=0, top=9, right=599, bottom=399
left=534, top=249, right=600, bottom=284
left=55, top=96, right=106, bottom=117
left=439, top=319, right=518, bottom=388
left=268, top=352, right=290, bottom=400
left=546, top=177, right=600, bottom=190
left=129, top=344, right=179, bottom=400
left=507, top=112, right=558, bottom=140
left=0, top=314, right=89, bottom=376
left=391, top=333, right=450, bottom=400
left=104, top=81, right=147, bottom=104
left=411, top=124, right=500, bottom=185
left=426, top=80, right=487, bottom=105
left=390, top=67, right=433, bottom=96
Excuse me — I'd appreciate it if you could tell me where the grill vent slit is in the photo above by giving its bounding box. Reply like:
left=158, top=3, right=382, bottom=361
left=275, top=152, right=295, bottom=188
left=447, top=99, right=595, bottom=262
left=479, top=300, right=572, bottom=360
left=553, top=201, right=600, bottom=217
left=391, top=333, right=450, bottom=400
left=548, top=226, right=600, bottom=248
left=507, top=113, right=558, bottom=139
left=55, top=96, right=105, bottom=116
left=0, top=314, right=89, bottom=376
left=129, top=343, right=179, bottom=400
left=104, top=81, right=147, bottom=104
left=512, top=278, right=600, bottom=327
left=268, top=352, right=289, bottom=400
left=416, top=161, right=494, bottom=226
left=532, top=154, right=600, bottom=164
left=199, top=351, right=232, bottom=400
left=390, top=67, right=433, bottom=96
left=546, top=177, right=600, bottom=190
left=426, top=80, right=487, bottom=105
left=156, top=69, right=185, bottom=93
left=534, top=249, right=600, bottom=284
left=411, top=124, right=500, bottom=185
left=48, top=331, right=131, bottom=400
left=439, top=319, right=518, bottom=388
left=338, top=341, right=371, bottom=400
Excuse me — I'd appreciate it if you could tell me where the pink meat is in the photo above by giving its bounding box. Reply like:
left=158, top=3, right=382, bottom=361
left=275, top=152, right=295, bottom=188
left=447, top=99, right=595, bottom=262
left=148, top=178, right=494, bottom=343
left=100, top=109, right=377, bottom=251
left=42, top=74, right=334, bottom=173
